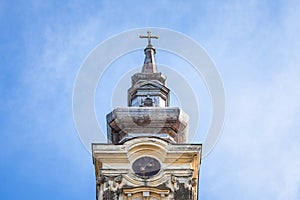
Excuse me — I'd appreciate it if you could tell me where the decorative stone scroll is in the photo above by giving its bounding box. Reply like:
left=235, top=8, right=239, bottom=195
left=96, top=173, right=123, bottom=200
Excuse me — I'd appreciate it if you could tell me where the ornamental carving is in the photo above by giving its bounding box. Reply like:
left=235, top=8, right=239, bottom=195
left=96, top=173, right=123, bottom=200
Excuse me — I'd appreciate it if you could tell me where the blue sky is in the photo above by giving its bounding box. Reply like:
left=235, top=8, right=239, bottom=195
left=1, top=0, right=300, bottom=199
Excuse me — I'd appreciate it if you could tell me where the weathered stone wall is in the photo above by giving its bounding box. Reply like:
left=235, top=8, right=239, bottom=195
left=93, top=138, right=201, bottom=200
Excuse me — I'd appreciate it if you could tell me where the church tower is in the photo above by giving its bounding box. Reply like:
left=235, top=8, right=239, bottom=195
left=92, top=31, right=202, bottom=200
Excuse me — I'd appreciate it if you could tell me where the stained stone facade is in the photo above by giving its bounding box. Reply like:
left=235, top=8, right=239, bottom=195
left=106, top=107, right=189, bottom=144
left=92, top=32, right=202, bottom=200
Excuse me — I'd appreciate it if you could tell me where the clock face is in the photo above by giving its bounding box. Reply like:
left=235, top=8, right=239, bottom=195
left=132, top=156, right=161, bottom=177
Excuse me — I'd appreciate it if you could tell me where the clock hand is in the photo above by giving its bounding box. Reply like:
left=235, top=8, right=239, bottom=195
left=146, top=161, right=154, bottom=168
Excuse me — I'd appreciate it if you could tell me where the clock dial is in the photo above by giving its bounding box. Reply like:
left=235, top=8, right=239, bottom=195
left=132, top=156, right=161, bottom=177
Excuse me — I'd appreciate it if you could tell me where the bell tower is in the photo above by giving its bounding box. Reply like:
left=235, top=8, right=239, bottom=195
left=92, top=31, right=202, bottom=200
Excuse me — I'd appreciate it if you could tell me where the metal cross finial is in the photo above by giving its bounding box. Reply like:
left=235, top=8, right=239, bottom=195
left=139, top=31, right=159, bottom=46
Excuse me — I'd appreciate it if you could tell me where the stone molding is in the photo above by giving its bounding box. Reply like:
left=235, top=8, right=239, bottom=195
left=106, top=107, right=189, bottom=144
left=93, top=137, right=201, bottom=200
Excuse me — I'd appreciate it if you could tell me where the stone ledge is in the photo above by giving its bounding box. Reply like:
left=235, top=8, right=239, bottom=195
left=106, top=107, right=189, bottom=144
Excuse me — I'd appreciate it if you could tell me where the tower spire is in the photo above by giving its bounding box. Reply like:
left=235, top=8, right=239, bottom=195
left=139, top=31, right=159, bottom=74
left=92, top=31, right=202, bottom=200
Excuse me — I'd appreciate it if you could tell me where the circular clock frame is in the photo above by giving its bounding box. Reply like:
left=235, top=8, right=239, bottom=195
left=132, top=156, right=161, bottom=177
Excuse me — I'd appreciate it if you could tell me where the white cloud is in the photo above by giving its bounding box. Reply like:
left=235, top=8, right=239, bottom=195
left=197, top=0, right=300, bottom=199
